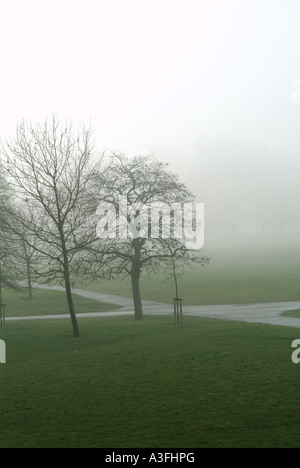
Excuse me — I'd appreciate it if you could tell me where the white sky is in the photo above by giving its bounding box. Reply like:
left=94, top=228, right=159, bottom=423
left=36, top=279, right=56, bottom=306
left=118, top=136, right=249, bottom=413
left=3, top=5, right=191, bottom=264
left=0, top=0, right=300, bottom=164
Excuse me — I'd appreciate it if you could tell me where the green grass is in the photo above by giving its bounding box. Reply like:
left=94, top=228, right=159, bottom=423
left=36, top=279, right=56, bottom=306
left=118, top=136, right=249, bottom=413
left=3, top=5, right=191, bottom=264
left=2, top=288, right=122, bottom=317
left=1, top=315, right=300, bottom=448
left=282, top=309, right=300, bottom=318
left=0, top=241, right=299, bottom=447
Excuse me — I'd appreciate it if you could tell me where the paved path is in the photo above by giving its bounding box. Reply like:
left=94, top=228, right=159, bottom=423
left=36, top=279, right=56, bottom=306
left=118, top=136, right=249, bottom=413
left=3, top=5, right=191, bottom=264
left=6, top=284, right=300, bottom=329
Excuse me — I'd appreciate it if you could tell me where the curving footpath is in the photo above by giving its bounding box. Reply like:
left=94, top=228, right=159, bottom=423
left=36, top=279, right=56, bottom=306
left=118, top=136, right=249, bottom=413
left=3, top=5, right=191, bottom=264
left=5, top=284, right=300, bottom=329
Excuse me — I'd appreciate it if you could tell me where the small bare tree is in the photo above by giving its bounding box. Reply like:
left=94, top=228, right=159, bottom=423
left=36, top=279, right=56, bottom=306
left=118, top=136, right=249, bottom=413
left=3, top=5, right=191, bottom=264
left=2, top=116, right=100, bottom=337
left=159, top=238, right=209, bottom=299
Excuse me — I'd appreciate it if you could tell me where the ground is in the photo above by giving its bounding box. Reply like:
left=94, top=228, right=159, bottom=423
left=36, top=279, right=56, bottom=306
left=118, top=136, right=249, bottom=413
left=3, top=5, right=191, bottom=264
left=1, top=315, right=300, bottom=448
left=1, top=240, right=300, bottom=448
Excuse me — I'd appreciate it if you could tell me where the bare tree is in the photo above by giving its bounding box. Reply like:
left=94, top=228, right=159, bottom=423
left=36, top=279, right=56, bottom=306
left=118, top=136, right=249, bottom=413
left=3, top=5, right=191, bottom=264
left=2, top=116, right=101, bottom=337
left=0, top=240, right=23, bottom=307
left=6, top=205, right=44, bottom=300
left=0, top=162, right=13, bottom=226
left=87, top=153, right=209, bottom=320
left=0, top=166, right=22, bottom=311
left=159, top=238, right=209, bottom=300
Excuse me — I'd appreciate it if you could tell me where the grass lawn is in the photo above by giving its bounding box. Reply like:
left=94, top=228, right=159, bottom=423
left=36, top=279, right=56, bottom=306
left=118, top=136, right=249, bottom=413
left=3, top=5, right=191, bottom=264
left=282, top=309, right=300, bottom=318
left=2, top=288, right=122, bottom=317
left=1, top=315, right=300, bottom=448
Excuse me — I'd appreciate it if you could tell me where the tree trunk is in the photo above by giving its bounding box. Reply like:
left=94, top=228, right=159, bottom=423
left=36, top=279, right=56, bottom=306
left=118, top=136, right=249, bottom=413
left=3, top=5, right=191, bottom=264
left=131, top=268, right=143, bottom=320
left=0, top=262, right=2, bottom=306
left=171, top=255, right=179, bottom=299
left=131, top=240, right=144, bottom=320
left=58, top=215, right=80, bottom=337
left=64, top=270, right=80, bottom=337
left=26, top=256, right=33, bottom=300
left=0, top=263, right=2, bottom=327
left=61, top=235, right=80, bottom=337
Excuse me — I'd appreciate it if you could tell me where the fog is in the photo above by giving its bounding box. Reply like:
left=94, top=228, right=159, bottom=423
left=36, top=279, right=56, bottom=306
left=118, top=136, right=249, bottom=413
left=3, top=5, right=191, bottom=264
left=1, top=0, right=300, bottom=249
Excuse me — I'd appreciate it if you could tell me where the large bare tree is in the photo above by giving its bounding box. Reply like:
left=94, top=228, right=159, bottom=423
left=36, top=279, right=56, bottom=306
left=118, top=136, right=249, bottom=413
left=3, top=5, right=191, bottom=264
left=2, top=116, right=100, bottom=337
left=87, top=153, right=209, bottom=320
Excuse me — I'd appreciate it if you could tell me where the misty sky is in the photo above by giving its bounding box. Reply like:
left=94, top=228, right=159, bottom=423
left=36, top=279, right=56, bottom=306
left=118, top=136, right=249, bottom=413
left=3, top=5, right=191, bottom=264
left=1, top=0, right=300, bottom=238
